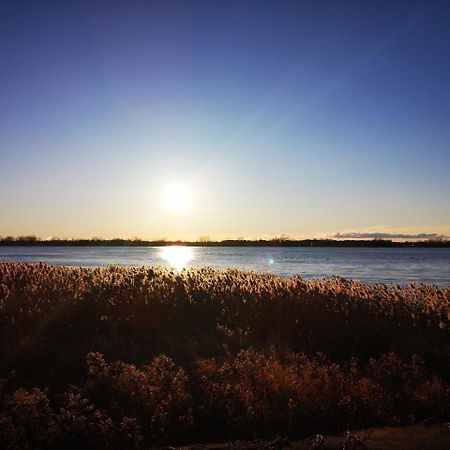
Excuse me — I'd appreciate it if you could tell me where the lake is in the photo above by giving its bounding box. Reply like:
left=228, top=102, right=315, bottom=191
left=0, top=246, right=449, bottom=288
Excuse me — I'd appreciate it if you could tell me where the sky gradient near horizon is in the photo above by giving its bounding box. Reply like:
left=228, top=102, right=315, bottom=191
left=1, top=1, right=449, bottom=240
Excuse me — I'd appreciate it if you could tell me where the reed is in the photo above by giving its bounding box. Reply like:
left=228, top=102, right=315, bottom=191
left=0, top=263, right=449, bottom=448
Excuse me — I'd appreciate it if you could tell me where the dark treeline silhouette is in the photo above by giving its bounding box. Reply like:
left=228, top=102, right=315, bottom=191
left=0, top=236, right=449, bottom=247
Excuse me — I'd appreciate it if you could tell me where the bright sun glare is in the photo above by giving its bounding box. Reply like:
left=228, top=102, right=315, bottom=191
left=163, top=183, right=191, bottom=211
left=160, top=246, right=194, bottom=270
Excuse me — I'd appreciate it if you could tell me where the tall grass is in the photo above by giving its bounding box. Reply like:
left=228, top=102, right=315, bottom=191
left=0, top=263, right=449, bottom=448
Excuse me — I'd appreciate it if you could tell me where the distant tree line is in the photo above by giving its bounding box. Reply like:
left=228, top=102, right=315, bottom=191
left=0, top=235, right=449, bottom=247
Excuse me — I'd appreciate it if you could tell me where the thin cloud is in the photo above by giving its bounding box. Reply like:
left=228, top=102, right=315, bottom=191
left=333, top=232, right=448, bottom=240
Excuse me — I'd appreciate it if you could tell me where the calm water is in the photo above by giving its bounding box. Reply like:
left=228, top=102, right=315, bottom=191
left=0, top=246, right=449, bottom=288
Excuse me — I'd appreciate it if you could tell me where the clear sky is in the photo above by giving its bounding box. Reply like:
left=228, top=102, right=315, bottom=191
left=1, top=0, right=449, bottom=240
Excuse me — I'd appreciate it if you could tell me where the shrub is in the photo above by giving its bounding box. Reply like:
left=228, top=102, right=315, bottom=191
left=86, top=352, right=193, bottom=442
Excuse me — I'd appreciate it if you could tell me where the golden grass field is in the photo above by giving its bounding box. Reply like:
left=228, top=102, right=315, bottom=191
left=0, top=263, right=449, bottom=449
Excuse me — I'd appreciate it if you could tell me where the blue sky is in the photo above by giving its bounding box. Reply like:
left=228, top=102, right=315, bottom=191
left=1, top=1, right=449, bottom=240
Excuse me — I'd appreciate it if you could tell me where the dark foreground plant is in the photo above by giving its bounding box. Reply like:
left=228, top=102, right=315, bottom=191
left=0, top=263, right=449, bottom=448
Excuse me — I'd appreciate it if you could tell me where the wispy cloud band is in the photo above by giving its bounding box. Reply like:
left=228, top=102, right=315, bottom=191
left=333, top=232, right=448, bottom=240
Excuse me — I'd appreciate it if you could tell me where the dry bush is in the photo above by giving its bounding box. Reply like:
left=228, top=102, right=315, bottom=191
left=0, top=386, right=143, bottom=450
left=195, top=349, right=450, bottom=439
left=0, top=388, right=54, bottom=450
left=85, top=352, right=193, bottom=442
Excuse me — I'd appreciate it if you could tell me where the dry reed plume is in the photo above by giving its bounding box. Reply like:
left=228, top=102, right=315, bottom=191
left=0, top=263, right=449, bottom=448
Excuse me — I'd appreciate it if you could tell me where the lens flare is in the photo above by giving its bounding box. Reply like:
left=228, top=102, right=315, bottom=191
left=160, top=246, right=194, bottom=270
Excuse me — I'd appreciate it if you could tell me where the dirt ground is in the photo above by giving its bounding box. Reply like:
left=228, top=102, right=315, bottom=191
left=156, top=423, right=450, bottom=450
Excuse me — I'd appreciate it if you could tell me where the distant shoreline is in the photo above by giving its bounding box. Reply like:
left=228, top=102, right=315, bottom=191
left=0, top=238, right=449, bottom=247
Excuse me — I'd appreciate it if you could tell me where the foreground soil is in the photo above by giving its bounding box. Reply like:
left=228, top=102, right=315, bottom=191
left=159, top=423, right=450, bottom=450
left=157, top=423, right=450, bottom=449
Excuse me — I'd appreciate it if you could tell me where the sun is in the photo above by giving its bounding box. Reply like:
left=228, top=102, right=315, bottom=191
left=163, top=183, right=191, bottom=211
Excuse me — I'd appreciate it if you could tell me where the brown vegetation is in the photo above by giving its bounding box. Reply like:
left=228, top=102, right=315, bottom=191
left=0, top=263, right=449, bottom=448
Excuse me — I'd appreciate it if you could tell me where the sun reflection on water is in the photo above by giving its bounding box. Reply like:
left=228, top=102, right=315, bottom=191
left=159, top=246, right=194, bottom=271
